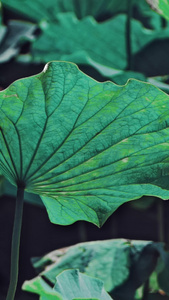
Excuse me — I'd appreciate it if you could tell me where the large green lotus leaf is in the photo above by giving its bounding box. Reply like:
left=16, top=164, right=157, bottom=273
left=32, top=239, right=130, bottom=292
left=0, top=20, right=36, bottom=63
left=31, top=239, right=163, bottom=297
left=23, top=269, right=112, bottom=300
left=146, top=0, right=169, bottom=21
left=2, top=61, right=169, bottom=226
left=1, top=0, right=128, bottom=22
left=31, top=13, right=169, bottom=70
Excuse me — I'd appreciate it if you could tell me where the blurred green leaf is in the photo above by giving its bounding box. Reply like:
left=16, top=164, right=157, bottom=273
left=22, top=276, right=62, bottom=300
left=149, top=271, right=161, bottom=292
left=87, top=58, right=169, bottom=93
left=1, top=0, right=129, bottom=22
left=148, top=78, right=169, bottom=93
left=0, top=20, right=36, bottom=63
left=32, top=239, right=130, bottom=292
left=31, top=13, right=169, bottom=71
left=135, top=0, right=163, bottom=29
left=86, top=58, right=147, bottom=84
left=26, top=239, right=169, bottom=300
left=31, top=239, right=164, bottom=300
left=23, top=269, right=112, bottom=300
left=146, top=0, right=169, bottom=21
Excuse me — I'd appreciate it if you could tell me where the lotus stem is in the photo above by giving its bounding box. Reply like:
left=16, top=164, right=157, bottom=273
left=6, top=187, right=24, bottom=300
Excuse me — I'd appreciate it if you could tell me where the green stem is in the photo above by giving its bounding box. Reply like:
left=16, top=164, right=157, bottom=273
left=6, top=187, right=24, bottom=300
left=126, top=0, right=133, bottom=70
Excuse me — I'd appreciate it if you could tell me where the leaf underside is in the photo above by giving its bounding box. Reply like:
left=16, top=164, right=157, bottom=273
left=1, top=61, right=169, bottom=226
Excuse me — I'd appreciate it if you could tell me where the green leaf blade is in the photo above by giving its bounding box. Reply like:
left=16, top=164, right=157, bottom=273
left=146, top=0, right=169, bottom=21
left=22, top=277, right=62, bottom=300
left=54, top=269, right=112, bottom=300
left=0, top=20, right=36, bottom=63
left=1, top=61, right=169, bottom=226
left=31, top=13, right=169, bottom=71
left=1, top=0, right=128, bottom=22
left=34, top=239, right=131, bottom=292
left=27, top=239, right=168, bottom=299
left=23, top=269, right=112, bottom=300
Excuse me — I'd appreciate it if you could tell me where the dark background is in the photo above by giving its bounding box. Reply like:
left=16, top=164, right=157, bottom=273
left=1, top=193, right=169, bottom=299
